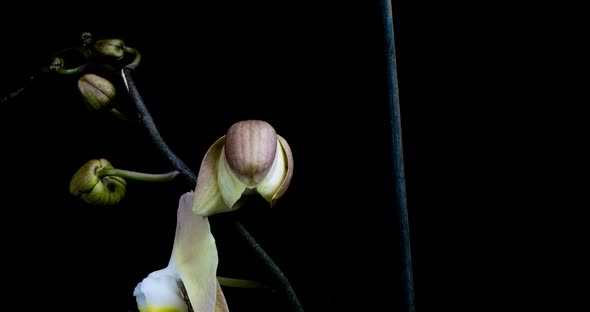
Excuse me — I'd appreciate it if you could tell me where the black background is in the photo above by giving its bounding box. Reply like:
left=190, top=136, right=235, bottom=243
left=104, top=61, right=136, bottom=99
left=0, top=1, right=536, bottom=311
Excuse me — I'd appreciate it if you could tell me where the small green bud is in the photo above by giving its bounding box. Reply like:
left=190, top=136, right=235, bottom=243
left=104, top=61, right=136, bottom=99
left=70, top=158, right=127, bottom=205
left=78, top=74, right=116, bottom=111
left=93, top=39, right=126, bottom=59
left=48, top=56, right=86, bottom=75
left=49, top=57, right=65, bottom=71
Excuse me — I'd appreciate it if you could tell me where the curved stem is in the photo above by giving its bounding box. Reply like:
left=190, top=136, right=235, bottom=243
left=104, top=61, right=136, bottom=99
left=233, top=221, right=304, bottom=311
left=217, top=276, right=271, bottom=289
left=122, top=68, right=304, bottom=311
left=54, top=63, right=88, bottom=75
left=97, top=168, right=179, bottom=182
left=109, top=108, right=128, bottom=121
left=1, top=73, right=39, bottom=104
left=49, top=45, right=92, bottom=75
left=121, top=68, right=196, bottom=184
left=123, top=47, right=141, bottom=70
left=2, top=43, right=90, bottom=104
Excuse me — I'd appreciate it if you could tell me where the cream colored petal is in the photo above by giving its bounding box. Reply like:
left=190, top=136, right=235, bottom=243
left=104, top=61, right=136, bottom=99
left=217, top=146, right=247, bottom=210
left=173, top=192, right=219, bottom=312
left=256, top=140, right=286, bottom=203
left=271, top=135, right=294, bottom=206
left=192, top=136, right=230, bottom=216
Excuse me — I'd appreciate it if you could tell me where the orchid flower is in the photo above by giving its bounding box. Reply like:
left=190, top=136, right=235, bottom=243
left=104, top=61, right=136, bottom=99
left=192, top=120, right=294, bottom=216
left=133, top=192, right=229, bottom=312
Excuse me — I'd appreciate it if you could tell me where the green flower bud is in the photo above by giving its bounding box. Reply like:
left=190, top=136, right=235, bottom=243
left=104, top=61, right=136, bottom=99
left=78, top=74, right=116, bottom=111
left=70, top=158, right=126, bottom=205
left=93, top=39, right=126, bottom=59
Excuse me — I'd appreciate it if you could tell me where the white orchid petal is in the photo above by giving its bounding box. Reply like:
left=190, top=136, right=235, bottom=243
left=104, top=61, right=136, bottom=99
left=133, top=265, right=189, bottom=312
left=256, top=140, right=286, bottom=203
left=217, top=146, right=247, bottom=209
left=172, top=192, right=219, bottom=312
left=192, top=136, right=230, bottom=216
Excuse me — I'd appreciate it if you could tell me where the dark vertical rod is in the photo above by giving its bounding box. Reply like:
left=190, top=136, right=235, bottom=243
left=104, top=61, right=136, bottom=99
left=381, top=1, right=416, bottom=311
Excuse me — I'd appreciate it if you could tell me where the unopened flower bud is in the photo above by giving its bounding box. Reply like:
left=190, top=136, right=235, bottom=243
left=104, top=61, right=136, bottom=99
left=78, top=74, right=116, bottom=111
left=225, top=120, right=278, bottom=187
left=70, top=158, right=126, bottom=205
left=93, top=39, right=126, bottom=59
left=192, top=120, right=294, bottom=216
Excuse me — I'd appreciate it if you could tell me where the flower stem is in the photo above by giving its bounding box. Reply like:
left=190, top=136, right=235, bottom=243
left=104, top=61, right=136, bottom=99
left=109, top=108, right=128, bottom=121
left=97, top=168, right=179, bottom=182
left=217, top=276, right=271, bottom=289
left=122, top=67, right=304, bottom=311
left=54, top=63, right=88, bottom=75
left=381, top=0, right=415, bottom=311
left=123, top=47, right=141, bottom=70
left=121, top=68, right=196, bottom=184
left=233, top=220, right=304, bottom=311
left=1, top=73, right=39, bottom=104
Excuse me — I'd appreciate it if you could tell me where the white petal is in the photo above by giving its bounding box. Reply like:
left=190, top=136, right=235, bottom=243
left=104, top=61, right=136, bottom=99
left=256, top=140, right=286, bottom=203
left=192, top=136, right=231, bottom=216
left=173, top=192, right=219, bottom=312
left=133, top=265, right=189, bottom=312
left=217, top=146, right=247, bottom=209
